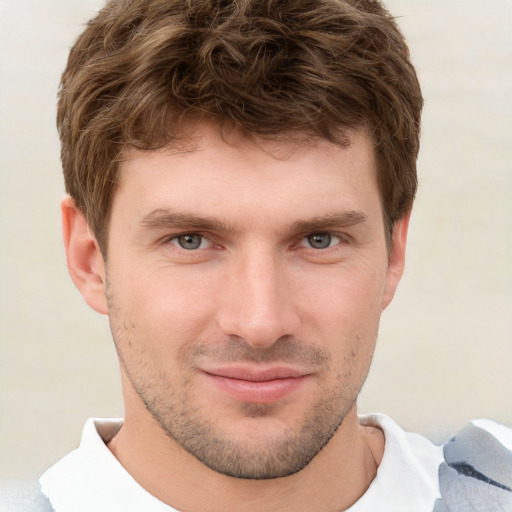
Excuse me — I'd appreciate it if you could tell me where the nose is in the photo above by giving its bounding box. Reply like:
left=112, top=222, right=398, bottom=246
left=216, top=247, right=300, bottom=349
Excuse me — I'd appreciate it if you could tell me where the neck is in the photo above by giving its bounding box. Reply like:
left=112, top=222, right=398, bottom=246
left=108, top=404, right=384, bottom=512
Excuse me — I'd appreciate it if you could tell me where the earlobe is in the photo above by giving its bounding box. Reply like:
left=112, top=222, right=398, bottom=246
left=61, top=196, right=108, bottom=315
left=381, top=212, right=410, bottom=311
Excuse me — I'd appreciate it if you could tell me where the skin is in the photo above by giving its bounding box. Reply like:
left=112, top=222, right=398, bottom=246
left=62, top=124, right=409, bottom=511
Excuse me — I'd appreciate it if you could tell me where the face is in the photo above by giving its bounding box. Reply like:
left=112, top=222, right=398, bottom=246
left=86, top=126, right=406, bottom=479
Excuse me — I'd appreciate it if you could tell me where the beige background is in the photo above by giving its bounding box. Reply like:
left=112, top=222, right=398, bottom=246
left=1, top=0, right=511, bottom=480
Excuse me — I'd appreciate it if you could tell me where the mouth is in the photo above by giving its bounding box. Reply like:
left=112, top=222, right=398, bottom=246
left=202, top=366, right=311, bottom=404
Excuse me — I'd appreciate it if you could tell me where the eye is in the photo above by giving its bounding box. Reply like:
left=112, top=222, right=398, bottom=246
left=171, top=234, right=209, bottom=250
left=303, top=232, right=340, bottom=249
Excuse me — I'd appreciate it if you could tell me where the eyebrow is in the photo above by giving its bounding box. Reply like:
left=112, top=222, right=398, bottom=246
left=139, top=210, right=238, bottom=233
left=139, top=209, right=367, bottom=234
left=287, top=211, right=368, bottom=235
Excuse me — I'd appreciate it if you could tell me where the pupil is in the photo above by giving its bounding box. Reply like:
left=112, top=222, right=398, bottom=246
left=178, top=234, right=201, bottom=250
left=309, top=233, right=331, bottom=249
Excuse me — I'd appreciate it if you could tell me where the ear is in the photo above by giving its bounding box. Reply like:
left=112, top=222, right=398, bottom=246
left=61, top=196, right=108, bottom=315
left=381, top=212, right=411, bottom=311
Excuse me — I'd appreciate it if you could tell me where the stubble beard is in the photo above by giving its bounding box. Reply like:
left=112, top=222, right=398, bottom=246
left=130, top=364, right=359, bottom=480
left=151, top=378, right=357, bottom=480
left=107, top=290, right=374, bottom=480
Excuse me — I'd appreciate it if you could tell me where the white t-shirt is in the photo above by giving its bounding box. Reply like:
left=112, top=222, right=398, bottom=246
left=39, top=415, right=511, bottom=511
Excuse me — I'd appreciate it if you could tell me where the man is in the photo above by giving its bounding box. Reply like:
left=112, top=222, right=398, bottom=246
left=13, top=0, right=511, bottom=510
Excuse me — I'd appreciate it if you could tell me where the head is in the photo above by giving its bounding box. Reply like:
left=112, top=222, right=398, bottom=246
left=58, top=0, right=422, bottom=255
left=60, top=0, right=422, bottom=482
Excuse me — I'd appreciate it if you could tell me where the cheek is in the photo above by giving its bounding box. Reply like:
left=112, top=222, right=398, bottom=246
left=298, top=263, right=387, bottom=329
left=110, top=264, right=220, bottom=350
left=295, top=263, right=386, bottom=375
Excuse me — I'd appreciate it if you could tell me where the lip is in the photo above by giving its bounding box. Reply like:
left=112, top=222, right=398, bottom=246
left=202, top=366, right=310, bottom=404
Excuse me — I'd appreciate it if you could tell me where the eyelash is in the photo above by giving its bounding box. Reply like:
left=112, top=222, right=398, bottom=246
left=162, top=231, right=348, bottom=252
left=164, top=233, right=214, bottom=251
left=299, top=232, right=346, bottom=250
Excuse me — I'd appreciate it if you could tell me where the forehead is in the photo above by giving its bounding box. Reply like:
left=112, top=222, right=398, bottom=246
left=114, top=125, right=381, bottom=226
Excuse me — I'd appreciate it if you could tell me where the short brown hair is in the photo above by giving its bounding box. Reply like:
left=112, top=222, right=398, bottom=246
left=58, top=0, right=422, bottom=252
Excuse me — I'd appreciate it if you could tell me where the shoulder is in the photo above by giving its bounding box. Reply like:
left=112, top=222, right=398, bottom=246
left=0, top=480, right=54, bottom=512
left=360, top=413, right=443, bottom=466
left=356, top=414, right=512, bottom=511
left=355, top=414, right=443, bottom=509
left=434, top=419, right=512, bottom=511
